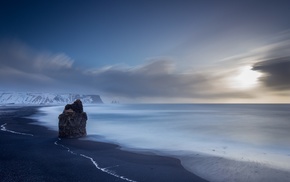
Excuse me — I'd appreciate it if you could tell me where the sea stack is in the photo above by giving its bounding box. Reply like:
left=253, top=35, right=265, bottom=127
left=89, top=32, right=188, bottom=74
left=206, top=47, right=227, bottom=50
left=58, top=99, right=87, bottom=138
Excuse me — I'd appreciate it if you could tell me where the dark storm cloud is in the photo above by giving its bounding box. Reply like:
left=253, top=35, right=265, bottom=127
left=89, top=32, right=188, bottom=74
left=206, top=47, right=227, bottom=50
left=253, top=57, right=290, bottom=90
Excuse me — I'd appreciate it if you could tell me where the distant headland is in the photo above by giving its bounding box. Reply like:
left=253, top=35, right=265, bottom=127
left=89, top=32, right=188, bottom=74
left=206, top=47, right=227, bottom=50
left=0, top=92, right=103, bottom=105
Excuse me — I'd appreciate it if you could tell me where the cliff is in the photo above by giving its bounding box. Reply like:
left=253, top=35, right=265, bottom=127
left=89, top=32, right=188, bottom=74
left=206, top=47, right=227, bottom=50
left=0, top=92, right=103, bottom=105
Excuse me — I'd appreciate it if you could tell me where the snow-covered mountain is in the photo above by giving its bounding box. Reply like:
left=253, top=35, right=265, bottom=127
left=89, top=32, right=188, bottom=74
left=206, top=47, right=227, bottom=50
left=0, top=92, right=103, bottom=105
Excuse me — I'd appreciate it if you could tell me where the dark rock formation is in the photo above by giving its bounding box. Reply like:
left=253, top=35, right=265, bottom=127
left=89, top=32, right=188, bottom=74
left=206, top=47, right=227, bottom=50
left=64, top=99, right=83, bottom=113
left=58, top=99, right=87, bottom=138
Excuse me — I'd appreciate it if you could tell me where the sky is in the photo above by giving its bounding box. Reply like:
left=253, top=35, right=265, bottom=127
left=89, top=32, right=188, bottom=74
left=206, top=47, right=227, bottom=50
left=0, top=0, right=290, bottom=103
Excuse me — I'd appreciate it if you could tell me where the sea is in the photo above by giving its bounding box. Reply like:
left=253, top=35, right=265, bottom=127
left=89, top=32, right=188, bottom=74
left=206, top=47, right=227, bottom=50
left=34, top=104, right=290, bottom=182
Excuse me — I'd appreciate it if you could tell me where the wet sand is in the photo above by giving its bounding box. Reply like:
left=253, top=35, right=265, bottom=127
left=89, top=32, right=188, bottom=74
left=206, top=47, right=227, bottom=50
left=0, top=106, right=207, bottom=182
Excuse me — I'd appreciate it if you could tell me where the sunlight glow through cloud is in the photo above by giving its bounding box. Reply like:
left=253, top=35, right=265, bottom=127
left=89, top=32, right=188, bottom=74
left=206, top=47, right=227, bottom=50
left=230, top=66, right=262, bottom=90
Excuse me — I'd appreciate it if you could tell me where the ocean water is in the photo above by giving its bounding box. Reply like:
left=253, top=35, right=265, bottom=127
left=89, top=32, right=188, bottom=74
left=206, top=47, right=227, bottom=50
left=35, top=104, right=290, bottom=182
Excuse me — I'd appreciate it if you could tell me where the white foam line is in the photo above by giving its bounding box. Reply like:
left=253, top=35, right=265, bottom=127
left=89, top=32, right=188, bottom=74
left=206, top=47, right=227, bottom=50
left=54, top=138, right=137, bottom=182
left=80, top=154, right=137, bottom=182
left=0, top=123, right=33, bottom=136
left=54, top=138, right=77, bottom=155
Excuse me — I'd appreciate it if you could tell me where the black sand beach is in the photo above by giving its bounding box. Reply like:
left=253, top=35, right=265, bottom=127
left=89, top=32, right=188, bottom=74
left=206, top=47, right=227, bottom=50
left=0, top=106, right=207, bottom=182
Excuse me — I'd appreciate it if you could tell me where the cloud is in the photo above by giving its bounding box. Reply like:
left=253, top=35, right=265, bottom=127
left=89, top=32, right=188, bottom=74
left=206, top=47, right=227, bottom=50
left=87, top=60, right=254, bottom=100
left=0, top=40, right=76, bottom=91
left=0, top=40, right=73, bottom=72
left=218, top=30, right=290, bottom=67
left=34, top=53, right=73, bottom=70
left=0, top=40, right=255, bottom=101
left=252, top=57, right=290, bottom=90
left=215, top=30, right=290, bottom=95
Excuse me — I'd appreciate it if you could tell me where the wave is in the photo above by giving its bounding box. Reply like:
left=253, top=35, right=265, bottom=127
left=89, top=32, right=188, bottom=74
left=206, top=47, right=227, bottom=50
left=0, top=123, right=34, bottom=136
left=54, top=138, right=137, bottom=182
left=34, top=104, right=290, bottom=182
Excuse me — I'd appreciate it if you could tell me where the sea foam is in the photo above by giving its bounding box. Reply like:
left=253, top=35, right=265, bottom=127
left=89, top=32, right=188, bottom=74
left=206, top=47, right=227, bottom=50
left=34, top=104, right=290, bottom=182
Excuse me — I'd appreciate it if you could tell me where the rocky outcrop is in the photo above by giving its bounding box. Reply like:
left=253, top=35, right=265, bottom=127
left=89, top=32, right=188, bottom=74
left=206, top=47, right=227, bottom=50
left=58, top=99, right=87, bottom=138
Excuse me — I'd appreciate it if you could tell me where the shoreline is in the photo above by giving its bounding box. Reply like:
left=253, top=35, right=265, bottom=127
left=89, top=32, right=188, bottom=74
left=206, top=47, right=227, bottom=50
left=2, top=105, right=290, bottom=182
left=0, top=106, right=207, bottom=182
